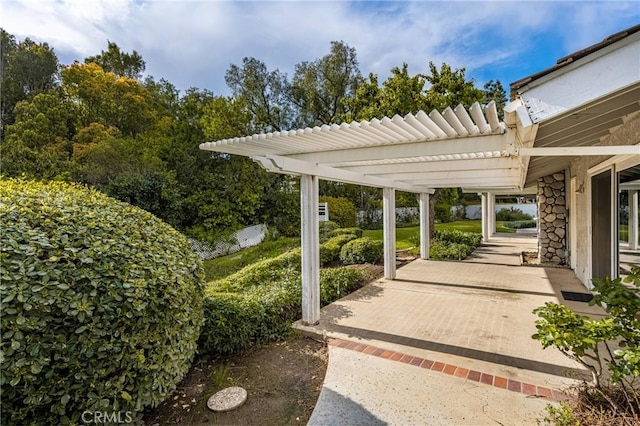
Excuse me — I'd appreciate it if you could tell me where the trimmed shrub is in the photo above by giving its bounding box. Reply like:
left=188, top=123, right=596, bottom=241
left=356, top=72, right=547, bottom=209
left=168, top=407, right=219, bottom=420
left=320, top=196, right=357, bottom=227
left=434, top=229, right=482, bottom=247
left=328, top=227, right=363, bottom=238
left=319, top=220, right=340, bottom=243
left=0, top=178, right=204, bottom=424
left=340, top=237, right=384, bottom=265
left=320, top=234, right=359, bottom=265
left=496, top=207, right=533, bottom=221
left=200, top=264, right=365, bottom=354
left=503, top=220, right=537, bottom=229
left=430, top=240, right=474, bottom=260
left=211, top=249, right=301, bottom=292
left=320, top=267, right=367, bottom=305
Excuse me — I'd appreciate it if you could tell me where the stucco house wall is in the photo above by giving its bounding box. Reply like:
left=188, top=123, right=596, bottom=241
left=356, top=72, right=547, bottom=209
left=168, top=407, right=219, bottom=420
left=568, top=112, right=640, bottom=286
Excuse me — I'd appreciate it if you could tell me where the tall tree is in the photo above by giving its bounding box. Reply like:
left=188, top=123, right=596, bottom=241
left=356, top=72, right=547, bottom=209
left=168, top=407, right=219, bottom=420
left=424, top=62, right=485, bottom=111
left=483, top=79, right=507, bottom=119
left=225, top=57, right=294, bottom=132
left=290, top=41, right=362, bottom=126
left=344, top=64, right=429, bottom=121
left=84, top=41, right=146, bottom=80
left=1, top=29, right=59, bottom=134
left=61, top=62, right=154, bottom=136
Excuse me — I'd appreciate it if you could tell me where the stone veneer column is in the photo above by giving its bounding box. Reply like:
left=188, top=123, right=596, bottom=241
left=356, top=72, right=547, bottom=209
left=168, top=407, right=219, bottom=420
left=538, top=171, right=567, bottom=265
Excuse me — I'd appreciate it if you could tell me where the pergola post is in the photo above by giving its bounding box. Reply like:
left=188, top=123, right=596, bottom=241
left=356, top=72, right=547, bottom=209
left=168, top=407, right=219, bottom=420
left=300, top=174, right=320, bottom=325
left=383, top=187, right=396, bottom=279
left=488, top=192, right=496, bottom=235
left=419, top=192, right=430, bottom=259
left=481, top=192, right=489, bottom=242
left=630, top=190, right=639, bottom=250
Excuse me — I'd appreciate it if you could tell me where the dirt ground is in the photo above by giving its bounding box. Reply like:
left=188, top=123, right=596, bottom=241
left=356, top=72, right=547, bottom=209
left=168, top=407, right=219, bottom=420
left=144, top=262, right=389, bottom=425
left=143, top=336, right=328, bottom=425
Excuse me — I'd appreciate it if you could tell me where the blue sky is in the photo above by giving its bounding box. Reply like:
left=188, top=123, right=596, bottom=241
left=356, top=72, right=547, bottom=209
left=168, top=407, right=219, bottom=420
left=2, top=1, right=639, bottom=97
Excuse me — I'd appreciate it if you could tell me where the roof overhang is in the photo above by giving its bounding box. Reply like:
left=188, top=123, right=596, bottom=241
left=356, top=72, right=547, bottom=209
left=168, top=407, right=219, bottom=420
left=200, top=101, right=537, bottom=193
left=511, top=28, right=640, bottom=188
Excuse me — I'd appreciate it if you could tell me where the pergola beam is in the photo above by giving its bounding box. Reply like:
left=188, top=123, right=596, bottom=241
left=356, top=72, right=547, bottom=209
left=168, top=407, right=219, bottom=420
left=253, top=154, right=434, bottom=194
left=288, top=135, right=508, bottom=164
left=340, top=157, right=518, bottom=175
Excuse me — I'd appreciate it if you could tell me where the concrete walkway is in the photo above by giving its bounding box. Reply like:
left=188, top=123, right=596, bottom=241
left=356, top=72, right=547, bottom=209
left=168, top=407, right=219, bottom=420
left=301, top=234, right=606, bottom=425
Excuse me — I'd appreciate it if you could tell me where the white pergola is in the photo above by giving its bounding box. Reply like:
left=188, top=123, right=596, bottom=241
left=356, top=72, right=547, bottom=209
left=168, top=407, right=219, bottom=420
left=201, top=101, right=541, bottom=324
left=200, top=27, right=640, bottom=325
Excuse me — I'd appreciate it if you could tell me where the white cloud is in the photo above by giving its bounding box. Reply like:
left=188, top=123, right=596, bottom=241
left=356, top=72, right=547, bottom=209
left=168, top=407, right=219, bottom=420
left=1, top=0, right=637, bottom=95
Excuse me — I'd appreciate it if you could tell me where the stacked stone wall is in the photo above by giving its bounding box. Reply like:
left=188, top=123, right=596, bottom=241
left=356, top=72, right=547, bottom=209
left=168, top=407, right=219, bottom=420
left=538, top=171, right=567, bottom=264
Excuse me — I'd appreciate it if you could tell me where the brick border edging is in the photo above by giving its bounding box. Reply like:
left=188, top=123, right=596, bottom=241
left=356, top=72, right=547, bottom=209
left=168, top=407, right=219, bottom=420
left=328, top=338, right=567, bottom=402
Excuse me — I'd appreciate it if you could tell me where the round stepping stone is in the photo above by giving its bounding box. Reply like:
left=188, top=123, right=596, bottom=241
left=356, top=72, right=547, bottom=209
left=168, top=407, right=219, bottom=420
left=207, top=386, right=247, bottom=412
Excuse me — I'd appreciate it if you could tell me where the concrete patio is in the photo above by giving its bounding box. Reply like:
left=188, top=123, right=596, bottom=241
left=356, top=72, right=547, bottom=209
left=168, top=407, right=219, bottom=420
left=299, top=234, right=608, bottom=425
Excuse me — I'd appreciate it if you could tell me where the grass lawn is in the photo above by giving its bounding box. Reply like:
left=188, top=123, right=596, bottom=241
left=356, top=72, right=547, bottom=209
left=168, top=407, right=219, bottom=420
left=362, top=220, right=516, bottom=250
left=202, top=237, right=299, bottom=281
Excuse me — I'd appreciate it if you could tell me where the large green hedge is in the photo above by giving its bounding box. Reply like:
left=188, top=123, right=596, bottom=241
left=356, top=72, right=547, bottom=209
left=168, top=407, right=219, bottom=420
left=0, top=178, right=205, bottom=424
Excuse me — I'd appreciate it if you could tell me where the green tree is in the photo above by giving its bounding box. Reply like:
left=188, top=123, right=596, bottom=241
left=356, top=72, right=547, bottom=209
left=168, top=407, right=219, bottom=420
left=61, top=62, right=154, bottom=136
left=2, top=91, right=74, bottom=179
left=1, top=29, right=59, bottom=133
left=424, top=62, right=485, bottom=111
left=290, top=41, right=362, bottom=126
left=84, top=41, right=146, bottom=79
left=483, top=80, right=507, bottom=119
left=225, top=57, right=294, bottom=132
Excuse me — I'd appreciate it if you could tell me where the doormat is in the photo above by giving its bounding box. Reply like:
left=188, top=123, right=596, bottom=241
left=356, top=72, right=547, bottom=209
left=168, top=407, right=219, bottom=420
left=561, top=291, right=594, bottom=303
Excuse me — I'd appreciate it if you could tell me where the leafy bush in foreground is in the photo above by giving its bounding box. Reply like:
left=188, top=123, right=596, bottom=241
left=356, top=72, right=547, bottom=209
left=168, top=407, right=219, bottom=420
left=532, top=266, right=640, bottom=424
left=0, top=178, right=205, bottom=424
left=340, top=237, right=384, bottom=265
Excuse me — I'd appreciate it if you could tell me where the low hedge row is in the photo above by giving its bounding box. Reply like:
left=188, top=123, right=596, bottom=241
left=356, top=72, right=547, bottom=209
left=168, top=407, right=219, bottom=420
left=430, top=240, right=476, bottom=260
left=429, top=229, right=483, bottom=260
left=433, top=229, right=483, bottom=247
left=503, top=220, right=537, bottom=229
left=200, top=265, right=367, bottom=354
left=340, top=237, right=384, bottom=264
left=320, top=233, right=359, bottom=265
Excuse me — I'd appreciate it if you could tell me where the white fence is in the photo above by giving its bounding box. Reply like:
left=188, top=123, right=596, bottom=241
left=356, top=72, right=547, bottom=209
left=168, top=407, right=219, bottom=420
left=463, top=203, right=537, bottom=220
left=357, top=203, right=537, bottom=225
left=190, top=223, right=267, bottom=260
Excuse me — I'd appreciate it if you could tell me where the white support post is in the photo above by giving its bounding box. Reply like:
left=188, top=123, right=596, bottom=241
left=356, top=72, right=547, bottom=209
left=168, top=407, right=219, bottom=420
left=300, top=174, right=320, bottom=325
left=481, top=192, right=489, bottom=242
left=488, top=192, right=496, bottom=235
left=383, top=187, right=396, bottom=279
left=630, top=190, right=639, bottom=250
left=419, top=193, right=430, bottom=260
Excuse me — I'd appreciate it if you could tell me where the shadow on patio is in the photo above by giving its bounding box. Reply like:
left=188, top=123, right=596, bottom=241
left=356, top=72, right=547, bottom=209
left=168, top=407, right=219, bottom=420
left=295, top=235, right=607, bottom=390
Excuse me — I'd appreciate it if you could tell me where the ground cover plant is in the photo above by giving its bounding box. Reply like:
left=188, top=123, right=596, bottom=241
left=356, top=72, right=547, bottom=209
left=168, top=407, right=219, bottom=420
left=202, top=237, right=299, bottom=281
left=199, top=228, right=369, bottom=355
left=0, top=178, right=205, bottom=424
left=533, top=266, right=640, bottom=425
